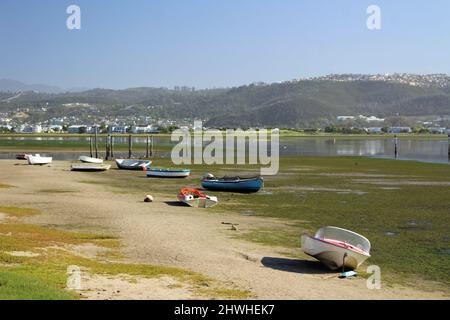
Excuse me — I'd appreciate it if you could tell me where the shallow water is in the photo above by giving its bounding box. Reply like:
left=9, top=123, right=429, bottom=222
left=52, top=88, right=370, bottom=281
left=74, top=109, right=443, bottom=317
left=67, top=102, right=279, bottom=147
left=0, top=136, right=449, bottom=164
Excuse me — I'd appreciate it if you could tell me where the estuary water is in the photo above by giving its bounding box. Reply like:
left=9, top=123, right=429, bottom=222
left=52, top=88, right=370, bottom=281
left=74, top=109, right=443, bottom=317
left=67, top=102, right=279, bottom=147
left=0, top=136, right=448, bottom=164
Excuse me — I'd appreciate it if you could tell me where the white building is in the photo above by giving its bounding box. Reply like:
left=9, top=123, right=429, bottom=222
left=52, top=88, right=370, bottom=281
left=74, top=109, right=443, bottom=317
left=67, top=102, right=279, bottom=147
left=337, top=116, right=355, bottom=121
left=0, top=124, right=12, bottom=131
left=131, top=125, right=158, bottom=134
left=67, top=125, right=91, bottom=134
left=16, top=124, right=42, bottom=133
left=388, top=127, right=412, bottom=134
left=44, top=125, right=63, bottom=132
left=112, top=126, right=128, bottom=133
left=366, top=127, right=383, bottom=133
left=428, top=127, right=446, bottom=134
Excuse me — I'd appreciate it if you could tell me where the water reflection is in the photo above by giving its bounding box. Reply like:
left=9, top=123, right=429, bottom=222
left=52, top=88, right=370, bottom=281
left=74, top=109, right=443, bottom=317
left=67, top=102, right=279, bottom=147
left=0, top=136, right=448, bottom=164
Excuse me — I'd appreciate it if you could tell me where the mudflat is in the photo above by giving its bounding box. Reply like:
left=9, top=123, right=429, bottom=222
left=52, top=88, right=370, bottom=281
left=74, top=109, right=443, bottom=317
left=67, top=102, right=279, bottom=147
left=0, top=159, right=448, bottom=299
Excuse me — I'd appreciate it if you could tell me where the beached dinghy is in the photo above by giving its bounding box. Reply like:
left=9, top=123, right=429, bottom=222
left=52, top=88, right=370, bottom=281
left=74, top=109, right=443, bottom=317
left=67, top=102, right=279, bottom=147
left=79, top=156, right=103, bottom=164
left=145, top=168, right=190, bottom=178
left=115, top=159, right=151, bottom=170
left=71, top=163, right=111, bottom=172
left=301, top=226, right=371, bottom=270
left=27, top=154, right=52, bottom=165
left=177, top=188, right=218, bottom=208
left=201, top=174, right=263, bottom=193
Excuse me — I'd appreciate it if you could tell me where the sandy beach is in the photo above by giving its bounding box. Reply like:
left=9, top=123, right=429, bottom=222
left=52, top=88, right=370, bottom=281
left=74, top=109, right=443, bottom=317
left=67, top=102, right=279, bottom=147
left=0, top=159, right=448, bottom=299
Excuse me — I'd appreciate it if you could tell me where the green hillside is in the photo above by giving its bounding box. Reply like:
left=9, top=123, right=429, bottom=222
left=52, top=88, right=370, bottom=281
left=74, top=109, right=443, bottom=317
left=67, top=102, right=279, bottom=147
left=1, top=80, right=449, bottom=127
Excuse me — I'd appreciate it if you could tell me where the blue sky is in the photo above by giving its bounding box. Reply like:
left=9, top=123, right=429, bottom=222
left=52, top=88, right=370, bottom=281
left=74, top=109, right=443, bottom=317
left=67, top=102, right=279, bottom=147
left=0, top=0, right=449, bottom=89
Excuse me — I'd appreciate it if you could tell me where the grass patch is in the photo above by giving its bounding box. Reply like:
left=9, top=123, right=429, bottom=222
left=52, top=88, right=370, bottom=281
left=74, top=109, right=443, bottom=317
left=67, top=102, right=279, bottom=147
left=0, top=270, right=75, bottom=300
left=0, top=206, right=40, bottom=217
left=37, top=189, right=77, bottom=194
left=235, top=227, right=301, bottom=249
left=0, top=223, right=120, bottom=252
left=197, top=287, right=253, bottom=300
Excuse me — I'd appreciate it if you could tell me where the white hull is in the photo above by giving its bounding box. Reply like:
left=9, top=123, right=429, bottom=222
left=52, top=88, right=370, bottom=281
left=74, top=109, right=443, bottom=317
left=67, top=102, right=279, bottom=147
left=79, top=156, right=103, bottom=164
left=27, top=154, right=52, bottom=165
left=301, top=234, right=370, bottom=270
left=147, top=171, right=190, bottom=178
left=115, top=159, right=151, bottom=170
left=71, top=164, right=111, bottom=171
left=177, top=194, right=218, bottom=208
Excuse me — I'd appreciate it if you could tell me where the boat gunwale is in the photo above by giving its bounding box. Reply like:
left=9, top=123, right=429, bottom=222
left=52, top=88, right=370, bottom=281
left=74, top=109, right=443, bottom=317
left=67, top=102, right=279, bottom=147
left=202, top=178, right=263, bottom=184
left=149, top=168, right=190, bottom=173
left=302, top=233, right=371, bottom=257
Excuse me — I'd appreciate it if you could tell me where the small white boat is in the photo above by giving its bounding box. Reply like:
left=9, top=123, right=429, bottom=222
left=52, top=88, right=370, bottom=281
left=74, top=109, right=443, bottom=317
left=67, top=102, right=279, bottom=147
left=146, top=168, right=190, bottom=178
left=79, top=156, right=103, bottom=164
left=71, top=164, right=111, bottom=172
left=177, top=188, right=218, bottom=208
left=27, top=154, right=52, bottom=165
left=115, top=159, right=151, bottom=170
left=301, top=226, right=371, bottom=270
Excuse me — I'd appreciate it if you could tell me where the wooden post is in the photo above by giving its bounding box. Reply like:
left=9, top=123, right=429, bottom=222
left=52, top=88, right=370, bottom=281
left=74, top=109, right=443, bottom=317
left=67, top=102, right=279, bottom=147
left=128, top=134, right=132, bottom=159
left=110, top=135, right=114, bottom=159
left=89, top=136, right=93, bottom=157
left=394, top=134, right=398, bottom=159
left=146, top=135, right=150, bottom=158
left=151, top=135, right=154, bottom=156
left=105, top=134, right=110, bottom=160
left=448, top=134, right=450, bottom=161
left=94, top=126, right=99, bottom=159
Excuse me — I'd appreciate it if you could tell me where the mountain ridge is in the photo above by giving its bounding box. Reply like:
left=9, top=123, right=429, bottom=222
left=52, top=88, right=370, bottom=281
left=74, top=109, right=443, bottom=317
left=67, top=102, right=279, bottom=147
left=1, top=75, right=449, bottom=127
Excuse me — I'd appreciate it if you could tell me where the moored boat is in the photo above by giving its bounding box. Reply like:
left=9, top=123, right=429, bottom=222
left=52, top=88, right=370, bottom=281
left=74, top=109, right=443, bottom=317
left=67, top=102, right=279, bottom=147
left=201, top=174, right=263, bottom=193
left=146, top=168, right=190, bottom=178
left=115, top=159, right=151, bottom=170
left=301, top=226, right=371, bottom=270
left=71, top=163, right=111, bottom=172
left=79, top=156, right=103, bottom=164
left=27, top=154, right=52, bottom=165
left=177, top=188, right=218, bottom=208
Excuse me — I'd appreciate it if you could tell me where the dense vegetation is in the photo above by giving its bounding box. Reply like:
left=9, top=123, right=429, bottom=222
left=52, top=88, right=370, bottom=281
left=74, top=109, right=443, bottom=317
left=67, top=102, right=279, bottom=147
left=1, top=80, right=449, bottom=127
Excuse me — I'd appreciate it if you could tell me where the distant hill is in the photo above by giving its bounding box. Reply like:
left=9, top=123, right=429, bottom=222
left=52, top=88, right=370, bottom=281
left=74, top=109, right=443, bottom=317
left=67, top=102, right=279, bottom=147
left=0, top=79, right=90, bottom=94
left=1, top=76, right=449, bottom=127
left=0, top=79, right=63, bottom=94
left=204, top=81, right=450, bottom=127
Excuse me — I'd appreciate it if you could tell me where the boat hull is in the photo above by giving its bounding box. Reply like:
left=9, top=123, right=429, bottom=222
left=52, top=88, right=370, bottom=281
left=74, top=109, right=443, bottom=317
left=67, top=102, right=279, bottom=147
left=301, top=234, right=370, bottom=270
left=146, top=169, right=190, bottom=178
left=201, top=177, right=263, bottom=193
left=177, top=194, right=218, bottom=208
left=71, top=164, right=111, bottom=172
left=115, top=159, right=151, bottom=170
left=27, top=155, right=52, bottom=165
left=79, top=156, right=103, bottom=164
